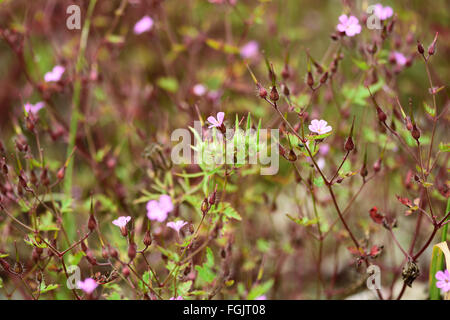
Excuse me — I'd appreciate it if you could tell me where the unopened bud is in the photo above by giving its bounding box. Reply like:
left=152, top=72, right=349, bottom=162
left=373, top=159, right=382, bottom=172
left=360, top=165, right=368, bottom=178
left=201, top=198, right=209, bottom=214
left=376, top=107, right=387, bottom=122
left=143, top=230, right=152, bottom=247
left=109, top=246, right=118, bottom=259
left=57, top=167, right=65, bottom=180
left=102, top=246, right=109, bottom=259
left=417, top=42, right=424, bottom=54
left=307, top=72, right=314, bottom=88
left=258, top=86, right=267, bottom=99
left=411, top=124, right=420, bottom=141
left=428, top=32, right=438, bottom=56
left=86, top=250, right=97, bottom=265
left=122, top=266, right=130, bottom=277
left=320, top=72, right=328, bottom=84
left=270, top=86, right=279, bottom=102
left=344, top=137, right=354, bottom=152
left=88, top=213, right=97, bottom=231
left=128, top=242, right=137, bottom=261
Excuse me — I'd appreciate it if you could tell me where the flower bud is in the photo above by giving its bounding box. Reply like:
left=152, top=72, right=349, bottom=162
left=122, top=266, right=130, bottom=277
left=143, top=230, right=152, bottom=247
left=102, top=246, right=109, bottom=259
left=344, top=137, right=354, bottom=152
left=417, top=41, right=424, bottom=54
left=307, top=72, right=314, bottom=88
left=201, top=198, right=210, bottom=215
left=376, top=107, right=387, bottom=122
left=88, top=213, right=97, bottom=231
left=270, top=86, right=279, bottom=102
left=258, top=86, right=267, bottom=99
left=109, top=246, right=118, bottom=259
left=128, top=242, right=137, bottom=261
left=428, top=32, right=438, bottom=56
left=57, top=167, right=65, bottom=180
left=411, top=124, right=420, bottom=141
left=319, top=72, right=328, bottom=84
left=373, top=158, right=382, bottom=172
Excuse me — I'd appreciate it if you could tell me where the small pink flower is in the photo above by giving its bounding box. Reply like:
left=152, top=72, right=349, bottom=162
left=77, top=278, right=98, bottom=294
left=207, top=112, right=225, bottom=129
left=170, top=296, right=184, bottom=300
left=308, top=119, right=332, bottom=135
left=319, top=143, right=330, bottom=156
left=373, top=4, right=393, bottom=21
left=435, top=269, right=450, bottom=293
left=392, top=51, right=407, bottom=66
left=336, top=15, right=361, bottom=37
left=24, top=102, right=44, bottom=115
left=317, top=158, right=326, bottom=170
left=112, top=216, right=131, bottom=228
left=240, top=41, right=259, bottom=59
left=147, top=195, right=174, bottom=222
left=193, top=84, right=207, bottom=96
left=255, top=295, right=267, bottom=300
left=134, top=16, right=154, bottom=34
left=167, top=220, right=188, bottom=233
left=44, top=65, right=65, bottom=82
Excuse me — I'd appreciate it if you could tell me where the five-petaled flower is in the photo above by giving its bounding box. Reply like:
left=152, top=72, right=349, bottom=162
left=77, top=278, right=98, bottom=294
left=147, top=195, right=174, bottom=222
left=167, top=220, right=188, bottom=234
left=435, top=269, right=450, bottom=293
left=44, top=65, right=65, bottom=82
left=112, top=216, right=131, bottom=236
left=24, top=102, right=44, bottom=115
left=207, top=112, right=225, bottom=129
left=134, top=16, right=154, bottom=34
left=373, top=4, right=393, bottom=21
left=336, top=15, right=362, bottom=37
left=308, top=119, right=332, bottom=135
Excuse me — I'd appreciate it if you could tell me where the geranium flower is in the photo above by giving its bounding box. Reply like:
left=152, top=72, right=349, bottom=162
left=435, top=269, right=450, bottom=293
left=134, top=16, right=154, bottom=34
left=373, top=4, right=393, bottom=20
left=240, top=41, right=259, bottom=59
left=255, top=295, right=267, bottom=300
left=391, top=52, right=407, bottom=66
left=44, top=65, right=65, bottom=82
left=77, top=278, right=98, bottom=294
left=207, top=112, right=225, bottom=129
left=112, top=216, right=131, bottom=236
left=319, top=143, right=330, bottom=156
left=308, top=119, right=332, bottom=135
left=336, top=15, right=362, bottom=37
left=147, top=195, right=174, bottom=222
left=24, top=102, right=44, bottom=115
left=193, top=84, right=207, bottom=96
left=167, top=220, right=188, bottom=234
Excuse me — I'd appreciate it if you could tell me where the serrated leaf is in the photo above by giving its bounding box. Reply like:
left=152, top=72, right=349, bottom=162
left=220, top=202, right=242, bottom=221
left=247, top=279, right=273, bottom=300
left=423, top=101, right=436, bottom=117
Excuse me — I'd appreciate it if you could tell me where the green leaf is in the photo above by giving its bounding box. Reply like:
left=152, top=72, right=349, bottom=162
left=423, top=101, right=436, bottom=117
left=34, top=282, right=59, bottom=295
left=195, top=247, right=216, bottom=284
left=220, top=202, right=242, bottom=221
left=352, top=58, right=370, bottom=71
left=247, top=279, right=274, bottom=300
left=157, top=77, right=179, bottom=93
left=438, top=142, right=450, bottom=153
left=286, top=214, right=318, bottom=226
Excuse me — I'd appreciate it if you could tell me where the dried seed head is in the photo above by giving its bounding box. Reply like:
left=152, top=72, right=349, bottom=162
left=319, top=72, right=328, bottom=84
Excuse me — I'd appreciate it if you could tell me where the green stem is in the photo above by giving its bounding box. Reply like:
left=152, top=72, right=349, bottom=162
left=63, top=0, right=97, bottom=241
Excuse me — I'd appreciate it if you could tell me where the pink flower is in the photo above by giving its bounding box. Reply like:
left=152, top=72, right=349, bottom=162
left=167, top=220, right=188, bottom=233
left=170, top=296, right=184, bottom=300
left=77, top=278, right=98, bottom=294
left=240, top=41, right=259, bottom=59
left=308, top=119, right=332, bottom=135
left=435, top=269, right=450, bottom=293
left=373, top=4, right=393, bottom=21
left=112, top=216, right=131, bottom=237
left=134, top=16, right=154, bottom=34
left=318, top=143, right=330, bottom=156
left=44, top=65, right=65, bottom=82
left=317, top=158, right=325, bottom=170
left=336, top=15, right=362, bottom=37
left=255, top=295, right=267, bottom=300
left=193, top=84, right=207, bottom=96
left=207, top=112, right=225, bottom=129
left=24, top=102, right=44, bottom=115
left=392, top=51, right=407, bottom=66
left=146, top=195, right=174, bottom=222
